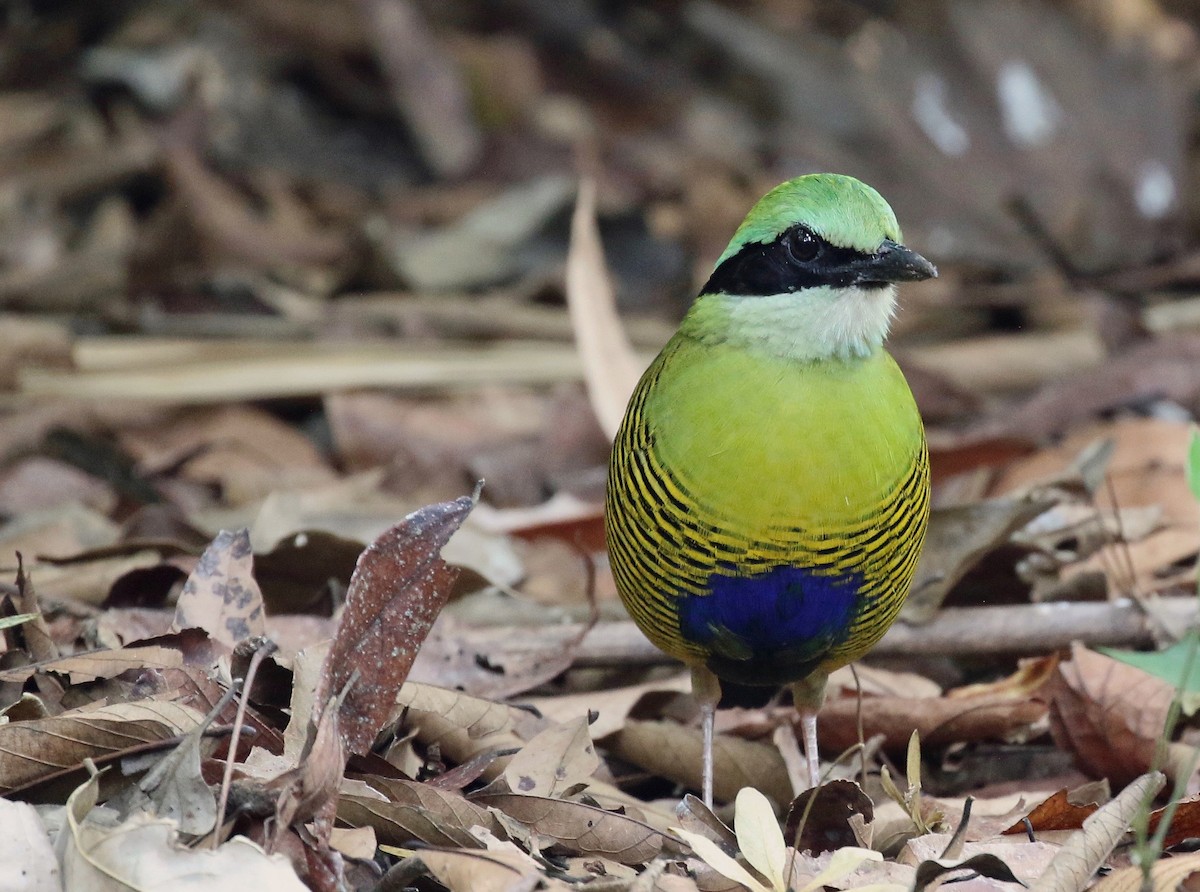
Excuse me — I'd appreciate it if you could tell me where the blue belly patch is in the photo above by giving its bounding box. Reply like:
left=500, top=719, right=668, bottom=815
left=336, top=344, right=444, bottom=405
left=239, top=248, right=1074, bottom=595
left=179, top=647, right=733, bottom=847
left=678, top=565, right=861, bottom=666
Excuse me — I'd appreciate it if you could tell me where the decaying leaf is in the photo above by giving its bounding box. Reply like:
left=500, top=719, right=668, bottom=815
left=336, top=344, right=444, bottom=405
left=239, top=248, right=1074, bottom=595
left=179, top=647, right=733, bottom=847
left=417, top=845, right=565, bottom=892
left=608, top=719, right=792, bottom=807
left=1002, top=788, right=1100, bottom=836
left=1092, top=849, right=1200, bottom=892
left=170, top=528, right=265, bottom=649
left=905, top=495, right=1056, bottom=622
left=0, top=700, right=204, bottom=794
left=0, top=644, right=183, bottom=685
left=787, top=779, right=875, bottom=855
left=502, top=717, right=599, bottom=797
left=1047, top=644, right=1174, bottom=785
left=317, top=492, right=475, bottom=755
left=338, top=778, right=507, bottom=848
left=474, top=793, right=677, bottom=864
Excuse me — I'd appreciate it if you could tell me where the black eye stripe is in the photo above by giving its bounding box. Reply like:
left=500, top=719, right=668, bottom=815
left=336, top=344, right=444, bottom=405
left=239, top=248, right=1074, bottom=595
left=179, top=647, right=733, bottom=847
left=700, top=224, right=875, bottom=297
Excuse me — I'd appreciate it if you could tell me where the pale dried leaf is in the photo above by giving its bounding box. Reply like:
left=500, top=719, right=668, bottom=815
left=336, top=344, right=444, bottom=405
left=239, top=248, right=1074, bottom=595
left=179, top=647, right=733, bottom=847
left=0, top=798, right=62, bottom=891
left=566, top=177, right=646, bottom=438
left=674, top=828, right=770, bottom=892
left=0, top=645, right=183, bottom=685
left=735, top=787, right=786, bottom=892
left=338, top=778, right=506, bottom=847
left=418, top=847, right=563, bottom=892
left=1047, top=644, right=1173, bottom=786
left=64, top=771, right=305, bottom=891
left=796, top=848, right=884, bottom=892
left=395, top=680, right=523, bottom=739
left=132, top=724, right=216, bottom=836
left=609, top=719, right=792, bottom=806
left=1092, top=850, right=1200, bottom=892
left=503, top=717, right=599, bottom=797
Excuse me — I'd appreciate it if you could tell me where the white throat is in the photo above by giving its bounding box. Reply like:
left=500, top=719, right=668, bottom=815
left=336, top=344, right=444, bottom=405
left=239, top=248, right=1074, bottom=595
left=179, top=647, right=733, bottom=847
left=690, top=285, right=897, bottom=362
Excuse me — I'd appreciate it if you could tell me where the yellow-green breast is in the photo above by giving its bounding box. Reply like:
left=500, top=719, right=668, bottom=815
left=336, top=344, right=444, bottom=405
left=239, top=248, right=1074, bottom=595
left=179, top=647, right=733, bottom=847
left=605, top=330, right=929, bottom=686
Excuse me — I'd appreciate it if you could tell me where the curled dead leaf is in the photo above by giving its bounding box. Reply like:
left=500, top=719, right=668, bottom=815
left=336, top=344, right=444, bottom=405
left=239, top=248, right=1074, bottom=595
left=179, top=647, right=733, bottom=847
left=1047, top=644, right=1174, bottom=786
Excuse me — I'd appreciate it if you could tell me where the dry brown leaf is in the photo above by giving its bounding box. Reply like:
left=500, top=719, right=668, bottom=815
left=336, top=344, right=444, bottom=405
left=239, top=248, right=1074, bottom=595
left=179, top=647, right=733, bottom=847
left=565, top=177, right=646, bottom=438
left=1047, top=643, right=1174, bottom=786
left=0, top=700, right=203, bottom=794
left=1148, top=796, right=1200, bottom=850
left=991, top=418, right=1200, bottom=595
left=13, top=557, right=57, bottom=662
left=338, top=778, right=506, bottom=847
left=272, top=682, right=346, bottom=847
left=329, top=825, right=376, bottom=861
left=608, top=719, right=792, bottom=807
left=947, top=654, right=1060, bottom=700
left=503, top=717, right=599, bottom=797
left=1001, top=788, right=1099, bottom=836
left=1028, top=771, right=1165, bottom=892
left=127, top=719, right=216, bottom=836
left=0, top=798, right=62, bottom=892
left=170, top=528, right=265, bottom=649
left=408, top=615, right=579, bottom=700
left=905, top=495, right=1056, bottom=621
left=63, top=771, right=306, bottom=891
left=0, top=644, right=183, bottom=685
left=119, top=404, right=336, bottom=507
left=786, top=779, right=874, bottom=855
left=19, top=550, right=163, bottom=606
left=317, top=493, right=474, bottom=755
left=395, top=680, right=526, bottom=740
left=473, top=792, right=677, bottom=864
left=820, top=692, right=1047, bottom=753
left=525, top=672, right=692, bottom=740
left=0, top=456, right=115, bottom=516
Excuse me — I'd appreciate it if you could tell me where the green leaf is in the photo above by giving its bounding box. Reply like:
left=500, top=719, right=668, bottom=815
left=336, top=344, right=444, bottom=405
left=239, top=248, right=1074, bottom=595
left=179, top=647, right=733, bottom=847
left=1187, top=426, right=1200, bottom=503
left=1101, top=630, right=1200, bottom=714
left=0, top=613, right=39, bottom=631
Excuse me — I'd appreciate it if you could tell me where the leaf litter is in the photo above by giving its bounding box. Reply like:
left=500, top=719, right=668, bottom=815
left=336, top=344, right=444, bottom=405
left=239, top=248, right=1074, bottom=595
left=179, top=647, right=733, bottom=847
left=4, top=1, right=1200, bottom=890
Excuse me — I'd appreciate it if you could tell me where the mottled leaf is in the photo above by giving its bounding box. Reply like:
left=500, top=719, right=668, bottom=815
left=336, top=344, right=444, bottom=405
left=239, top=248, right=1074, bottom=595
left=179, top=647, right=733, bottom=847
left=171, top=528, right=265, bottom=649
left=317, top=493, right=475, bottom=755
left=503, top=717, right=598, bottom=797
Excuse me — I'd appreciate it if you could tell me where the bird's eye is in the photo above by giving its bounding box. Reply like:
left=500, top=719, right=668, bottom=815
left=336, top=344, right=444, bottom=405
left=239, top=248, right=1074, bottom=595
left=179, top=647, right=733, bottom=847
left=784, top=227, right=820, bottom=263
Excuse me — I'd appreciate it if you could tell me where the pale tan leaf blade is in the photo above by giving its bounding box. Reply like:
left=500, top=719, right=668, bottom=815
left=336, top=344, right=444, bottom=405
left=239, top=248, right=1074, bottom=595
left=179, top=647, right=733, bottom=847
left=565, top=177, right=646, bottom=439
left=503, top=716, right=599, bottom=798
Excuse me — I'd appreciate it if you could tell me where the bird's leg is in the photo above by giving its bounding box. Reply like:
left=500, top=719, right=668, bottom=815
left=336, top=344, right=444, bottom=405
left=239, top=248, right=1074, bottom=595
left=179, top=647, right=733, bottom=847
left=791, top=674, right=829, bottom=790
left=691, top=665, right=722, bottom=809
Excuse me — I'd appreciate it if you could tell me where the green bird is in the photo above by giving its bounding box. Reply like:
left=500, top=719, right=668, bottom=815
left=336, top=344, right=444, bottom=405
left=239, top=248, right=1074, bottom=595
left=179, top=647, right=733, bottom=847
left=605, top=173, right=935, bottom=806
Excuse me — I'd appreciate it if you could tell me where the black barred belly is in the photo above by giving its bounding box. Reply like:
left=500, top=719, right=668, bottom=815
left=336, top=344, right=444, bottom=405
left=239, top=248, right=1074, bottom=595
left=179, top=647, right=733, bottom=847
left=677, top=563, right=864, bottom=686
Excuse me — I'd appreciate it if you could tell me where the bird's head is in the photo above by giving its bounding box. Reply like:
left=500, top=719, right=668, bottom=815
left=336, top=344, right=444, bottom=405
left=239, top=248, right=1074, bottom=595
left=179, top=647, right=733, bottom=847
left=685, top=174, right=936, bottom=362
